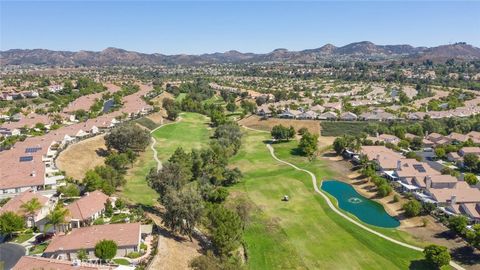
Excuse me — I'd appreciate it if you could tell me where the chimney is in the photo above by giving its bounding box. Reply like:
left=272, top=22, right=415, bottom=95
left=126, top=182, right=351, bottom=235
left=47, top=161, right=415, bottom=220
left=396, top=160, right=402, bottom=171
left=376, top=154, right=380, bottom=161
left=425, top=176, right=432, bottom=189
left=31, top=171, right=36, bottom=177
left=376, top=132, right=379, bottom=138
left=450, top=195, right=457, bottom=205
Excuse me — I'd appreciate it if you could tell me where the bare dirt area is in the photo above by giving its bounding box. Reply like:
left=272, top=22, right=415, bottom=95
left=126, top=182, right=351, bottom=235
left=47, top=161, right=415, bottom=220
left=150, top=92, right=174, bottom=118
left=56, top=134, right=107, bottom=180
left=145, top=112, right=165, bottom=125
left=239, top=115, right=322, bottom=134
left=147, top=212, right=202, bottom=270
left=322, top=153, right=480, bottom=269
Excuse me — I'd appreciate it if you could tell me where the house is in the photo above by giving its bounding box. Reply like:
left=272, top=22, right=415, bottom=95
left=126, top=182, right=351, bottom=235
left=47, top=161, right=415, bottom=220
left=447, top=152, right=463, bottom=163
left=425, top=133, right=446, bottom=145
left=318, top=111, right=337, bottom=120
left=0, top=190, right=55, bottom=229
left=340, top=112, right=358, bottom=121
left=43, top=223, right=142, bottom=260
left=375, top=134, right=401, bottom=145
left=395, top=159, right=440, bottom=190
left=278, top=109, right=302, bottom=119
left=297, top=110, right=318, bottom=120
left=66, top=191, right=110, bottom=228
left=360, top=146, right=404, bottom=172
left=359, top=111, right=395, bottom=121
left=49, top=85, right=64, bottom=93
left=427, top=181, right=480, bottom=205
left=310, top=104, right=325, bottom=113
left=0, top=127, right=20, bottom=137
left=256, top=105, right=272, bottom=118
left=457, top=203, right=480, bottom=223
left=446, top=132, right=469, bottom=144
left=466, top=131, right=480, bottom=144
left=13, top=256, right=112, bottom=270
left=459, top=147, right=480, bottom=157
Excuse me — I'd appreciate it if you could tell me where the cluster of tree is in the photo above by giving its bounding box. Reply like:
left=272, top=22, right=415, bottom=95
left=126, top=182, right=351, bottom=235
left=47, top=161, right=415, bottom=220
left=401, top=199, right=436, bottom=218
left=423, top=244, right=451, bottom=269
left=447, top=215, right=480, bottom=249
left=147, top=122, right=248, bottom=267
left=79, top=124, right=150, bottom=195
left=271, top=125, right=295, bottom=141
left=358, top=162, right=392, bottom=198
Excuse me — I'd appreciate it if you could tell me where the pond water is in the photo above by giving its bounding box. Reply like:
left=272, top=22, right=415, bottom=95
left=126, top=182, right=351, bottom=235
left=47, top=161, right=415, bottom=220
left=102, top=99, right=115, bottom=113
left=321, top=180, right=400, bottom=228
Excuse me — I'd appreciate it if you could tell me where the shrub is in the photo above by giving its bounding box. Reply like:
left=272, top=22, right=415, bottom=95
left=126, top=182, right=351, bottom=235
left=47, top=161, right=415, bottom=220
left=393, top=194, right=400, bottom=203
left=377, top=184, right=392, bottom=198
left=423, top=244, right=451, bottom=268
left=402, top=200, right=421, bottom=217
left=126, top=251, right=142, bottom=259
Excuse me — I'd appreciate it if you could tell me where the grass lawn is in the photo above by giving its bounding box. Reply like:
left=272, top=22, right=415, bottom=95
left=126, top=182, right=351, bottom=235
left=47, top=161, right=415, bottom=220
left=121, top=112, right=211, bottom=206
left=11, top=232, right=33, bottom=243
left=29, top=242, right=48, bottom=255
left=113, top=258, right=131, bottom=265
left=229, top=129, right=433, bottom=270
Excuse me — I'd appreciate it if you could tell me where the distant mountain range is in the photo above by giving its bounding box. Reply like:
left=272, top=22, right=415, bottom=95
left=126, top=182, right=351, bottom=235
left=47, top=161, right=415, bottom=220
left=1, top=41, right=480, bottom=66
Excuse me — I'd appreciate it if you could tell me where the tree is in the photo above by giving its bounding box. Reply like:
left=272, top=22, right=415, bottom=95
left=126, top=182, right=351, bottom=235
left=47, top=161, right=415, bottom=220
left=464, top=173, right=479, bottom=185
left=0, top=212, right=25, bottom=238
left=226, top=102, right=237, bottom=112
left=94, top=240, right=118, bottom=261
left=423, top=244, right=451, bottom=268
left=463, top=153, right=479, bottom=171
left=58, top=184, right=80, bottom=197
left=104, top=199, right=113, bottom=218
left=105, top=124, right=151, bottom=153
left=162, top=186, right=203, bottom=241
left=298, top=131, right=318, bottom=157
left=105, top=153, right=130, bottom=173
left=271, top=125, right=294, bottom=141
left=47, top=206, right=70, bottom=233
left=466, top=224, right=480, bottom=248
left=114, top=198, right=126, bottom=210
left=84, top=170, right=104, bottom=192
left=434, top=148, right=446, bottom=159
left=20, top=198, right=42, bottom=227
left=77, top=249, right=88, bottom=261
left=222, top=168, right=242, bottom=186
left=208, top=205, right=243, bottom=257
left=402, top=200, right=421, bottom=217
left=148, top=162, right=190, bottom=200
left=333, top=136, right=348, bottom=155
left=448, top=215, right=468, bottom=234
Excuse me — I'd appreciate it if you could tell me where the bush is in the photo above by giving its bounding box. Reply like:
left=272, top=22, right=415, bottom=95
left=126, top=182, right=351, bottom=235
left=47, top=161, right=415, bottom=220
left=377, top=184, right=392, bottom=198
left=402, top=200, right=421, bottom=217
left=393, top=194, right=400, bottom=203
left=126, top=251, right=142, bottom=259
left=94, top=240, right=117, bottom=261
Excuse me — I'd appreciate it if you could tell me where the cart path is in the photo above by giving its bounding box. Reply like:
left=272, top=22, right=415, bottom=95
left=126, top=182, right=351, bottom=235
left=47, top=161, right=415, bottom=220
left=149, top=117, right=182, bottom=171
left=265, top=143, right=465, bottom=270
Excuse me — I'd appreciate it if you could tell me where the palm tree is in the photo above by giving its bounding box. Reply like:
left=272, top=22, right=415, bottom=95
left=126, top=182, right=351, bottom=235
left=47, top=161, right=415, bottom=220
left=47, top=206, right=70, bottom=234
left=20, top=198, right=42, bottom=228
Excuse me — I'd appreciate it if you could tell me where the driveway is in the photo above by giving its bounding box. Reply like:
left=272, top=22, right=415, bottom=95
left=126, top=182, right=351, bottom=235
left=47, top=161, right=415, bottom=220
left=0, top=243, right=26, bottom=269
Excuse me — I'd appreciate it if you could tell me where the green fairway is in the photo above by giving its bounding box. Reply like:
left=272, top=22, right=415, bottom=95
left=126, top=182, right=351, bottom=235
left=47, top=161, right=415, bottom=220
left=121, top=112, right=211, bottom=206
left=229, top=129, right=432, bottom=270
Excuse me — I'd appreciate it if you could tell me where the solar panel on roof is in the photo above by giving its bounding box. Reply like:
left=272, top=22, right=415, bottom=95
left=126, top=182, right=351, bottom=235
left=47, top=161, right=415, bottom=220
left=25, top=147, right=42, bottom=153
left=413, top=164, right=426, bottom=173
left=19, top=156, right=33, bottom=162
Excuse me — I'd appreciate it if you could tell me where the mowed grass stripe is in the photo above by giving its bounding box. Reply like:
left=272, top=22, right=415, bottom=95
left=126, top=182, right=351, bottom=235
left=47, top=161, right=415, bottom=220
left=230, top=129, right=428, bottom=270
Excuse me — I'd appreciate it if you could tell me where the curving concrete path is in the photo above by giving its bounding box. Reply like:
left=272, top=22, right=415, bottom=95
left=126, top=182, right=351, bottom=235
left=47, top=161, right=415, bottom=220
left=264, top=143, right=466, bottom=270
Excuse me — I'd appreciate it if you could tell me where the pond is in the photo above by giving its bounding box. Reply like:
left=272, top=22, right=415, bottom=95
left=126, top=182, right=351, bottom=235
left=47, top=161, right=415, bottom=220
left=102, top=99, right=115, bottom=113
left=321, top=180, right=400, bottom=228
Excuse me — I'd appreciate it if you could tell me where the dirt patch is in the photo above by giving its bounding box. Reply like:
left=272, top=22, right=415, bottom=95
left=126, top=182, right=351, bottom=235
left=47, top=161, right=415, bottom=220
left=146, top=112, right=165, bottom=125
left=147, top=212, right=202, bottom=270
left=56, top=134, right=107, bottom=180
left=239, top=115, right=321, bottom=135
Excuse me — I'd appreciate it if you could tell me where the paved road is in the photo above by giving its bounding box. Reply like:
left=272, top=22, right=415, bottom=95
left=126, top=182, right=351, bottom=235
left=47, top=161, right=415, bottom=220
left=265, top=143, right=466, bottom=270
left=0, top=243, right=26, bottom=270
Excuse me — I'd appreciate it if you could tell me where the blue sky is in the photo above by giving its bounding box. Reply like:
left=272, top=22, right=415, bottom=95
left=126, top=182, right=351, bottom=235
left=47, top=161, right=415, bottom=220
left=1, top=1, right=479, bottom=54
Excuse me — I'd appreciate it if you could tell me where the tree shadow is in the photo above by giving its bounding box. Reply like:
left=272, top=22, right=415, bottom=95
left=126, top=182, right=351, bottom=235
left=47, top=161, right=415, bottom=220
left=408, top=259, right=434, bottom=270
left=290, top=147, right=303, bottom=157
left=95, top=148, right=109, bottom=157
left=450, top=246, right=480, bottom=266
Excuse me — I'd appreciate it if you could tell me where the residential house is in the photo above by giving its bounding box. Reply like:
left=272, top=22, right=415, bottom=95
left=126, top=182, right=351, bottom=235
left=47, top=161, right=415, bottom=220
left=459, top=147, right=480, bottom=157
left=43, top=223, right=142, bottom=260
left=0, top=190, right=56, bottom=229
left=13, top=256, right=114, bottom=270
left=297, top=110, right=318, bottom=120
left=66, top=191, right=110, bottom=228
left=318, top=111, right=337, bottom=120
left=340, top=112, right=358, bottom=121
left=360, top=146, right=404, bottom=172
left=256, top=105, right=272, bottom=118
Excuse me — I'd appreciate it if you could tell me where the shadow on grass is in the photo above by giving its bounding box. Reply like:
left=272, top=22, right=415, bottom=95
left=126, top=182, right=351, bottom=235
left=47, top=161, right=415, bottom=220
left=450, top=246, right=480, bottom=266
left=408, top=259, right=435, bottom=270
